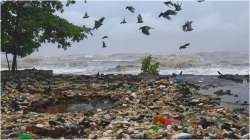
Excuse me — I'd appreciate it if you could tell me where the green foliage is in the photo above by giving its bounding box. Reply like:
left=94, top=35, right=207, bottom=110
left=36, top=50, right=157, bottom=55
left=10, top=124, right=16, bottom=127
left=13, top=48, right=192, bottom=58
left=141, top=55, right=160, bottom=75
left=1, top=1, right=89, bottom=70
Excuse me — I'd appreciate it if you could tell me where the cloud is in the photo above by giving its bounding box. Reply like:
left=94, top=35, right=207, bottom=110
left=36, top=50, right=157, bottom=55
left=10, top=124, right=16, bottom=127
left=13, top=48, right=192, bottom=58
left=35, top=1, right=248, bottom=56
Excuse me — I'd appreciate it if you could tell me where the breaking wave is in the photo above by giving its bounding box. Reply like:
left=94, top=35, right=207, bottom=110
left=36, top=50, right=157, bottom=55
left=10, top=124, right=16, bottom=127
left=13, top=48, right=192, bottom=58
left=1, top=51, right=249, bottom=75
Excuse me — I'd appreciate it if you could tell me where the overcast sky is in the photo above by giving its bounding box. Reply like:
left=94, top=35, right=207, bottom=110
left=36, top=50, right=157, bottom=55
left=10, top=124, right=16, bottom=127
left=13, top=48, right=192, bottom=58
left=32, top=0, right=249, bottom=56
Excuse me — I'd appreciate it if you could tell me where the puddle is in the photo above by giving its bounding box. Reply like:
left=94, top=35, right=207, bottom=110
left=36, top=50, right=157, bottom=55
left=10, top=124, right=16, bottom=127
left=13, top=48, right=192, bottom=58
left=34, top=98, right=115, bottom=114
left=183, top=75, right=249, bottom=112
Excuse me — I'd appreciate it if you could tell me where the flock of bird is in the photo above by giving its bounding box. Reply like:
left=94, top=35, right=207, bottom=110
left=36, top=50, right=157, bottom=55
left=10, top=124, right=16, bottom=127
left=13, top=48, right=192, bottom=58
left=81, top=0, right=205, bottom=49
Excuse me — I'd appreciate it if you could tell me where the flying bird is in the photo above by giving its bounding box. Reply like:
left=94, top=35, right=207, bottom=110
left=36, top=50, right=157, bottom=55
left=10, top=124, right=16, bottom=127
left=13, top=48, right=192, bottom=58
left=83, top=12, right=89, bottom=18
left=179, top=43, right=190, bottom=50
left=197, top=0, right=205, bottom=2
left=102, top=36, right=108, bottom=39
left=182, top=21, right=194, bottom=32
left=173, top=3, right=182, bottom=11
left=102, top=41, right=107, bottom=48
left=137, top=14, right=143, bottom=23
left=120, top=18, right=127, bottom=24
left=126, top=6, right=135, bottom=13
left=84, top=0, right=87, bottom=3
left=93, top=17, right=105, bottom=30
left=139, top=26, right=153, bottom=35
left=159, top=10, right=177, bottom=20
left=164, top=1, right=174, bottom=7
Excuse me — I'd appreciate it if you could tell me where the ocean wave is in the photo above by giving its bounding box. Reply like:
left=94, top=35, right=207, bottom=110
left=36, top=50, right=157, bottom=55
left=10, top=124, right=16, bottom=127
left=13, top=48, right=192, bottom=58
left=1, top=52, right=249, bottom=75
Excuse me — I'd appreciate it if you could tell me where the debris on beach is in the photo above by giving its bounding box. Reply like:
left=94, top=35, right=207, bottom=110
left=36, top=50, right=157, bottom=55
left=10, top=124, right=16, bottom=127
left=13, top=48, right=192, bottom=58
left=1, top=70, right=249, bottom=139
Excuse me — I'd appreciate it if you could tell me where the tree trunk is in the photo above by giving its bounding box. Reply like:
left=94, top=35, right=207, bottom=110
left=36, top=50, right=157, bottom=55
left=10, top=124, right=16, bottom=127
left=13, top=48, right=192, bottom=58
left=11, top=53, right=17, bottom=71
left=5, top=52, right=10, bottom=71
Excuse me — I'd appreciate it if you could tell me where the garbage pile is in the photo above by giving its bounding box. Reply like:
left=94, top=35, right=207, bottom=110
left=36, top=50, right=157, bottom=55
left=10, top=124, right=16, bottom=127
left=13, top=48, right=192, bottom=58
left=1, top=71, right=249, bottom=139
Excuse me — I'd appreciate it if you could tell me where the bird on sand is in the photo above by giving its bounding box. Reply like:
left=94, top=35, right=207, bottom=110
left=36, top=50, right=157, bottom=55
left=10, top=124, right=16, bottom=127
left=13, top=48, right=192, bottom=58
left=164, top=1, right=174, bottom=7
left=139, top=26, right=153, bottom=35
left=182, top=21, right=194, bottom=32
left=93, top=17, right=105, bottom=30
left=83, top=12, right=89, bottom=18
left=179, top=43, right=190, bottom=50
left=173, top=2, right=182, bottom=11
left=102, top=41, right=107, bottom=48
left=120, top=18, right=127, bottom=24
left=126, top=6, right=135, bottom=13
left=102, top=36, right=108, bottom=39
left=159, top=10, right=177, bottom=20
left=137, top=14, right=143, bottom=23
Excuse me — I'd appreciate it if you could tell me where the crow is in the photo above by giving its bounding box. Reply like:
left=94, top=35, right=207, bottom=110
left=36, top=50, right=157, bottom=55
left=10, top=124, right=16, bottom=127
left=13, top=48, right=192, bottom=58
left=93, top=17, right=105, bottom=30
left=182, top=21, right=194, bottom=32
left=102, top=41, right=107, bottom=48
left=139, top=26, right=153, bottom=35
left=179, top=71, right=183, bottom=76
left=217, top=71, right=223, bottom=75
left=164, top=1, right=174, bottom=7
left=120, top=18, right=127, bottom=24
left=102, top=36, right=108, bottom=39
left=197, top=0, right=205, bottom=2
left=159, top=10, right=177, bottom=20
left=137, top=14, right=143, bottom=23
left=173, top=2, right=182, bottom=11
left=83, top=12, right=89, bottom=18
left=179, top=43, right=190, bottom=50
left=159, top=12, right=171, bottom=20
left=126, top=6, right=135, bottom=13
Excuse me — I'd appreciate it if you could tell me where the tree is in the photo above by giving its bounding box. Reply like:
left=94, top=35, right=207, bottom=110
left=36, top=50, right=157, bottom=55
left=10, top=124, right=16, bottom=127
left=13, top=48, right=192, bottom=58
left=1, top=1, right=89, bottom=71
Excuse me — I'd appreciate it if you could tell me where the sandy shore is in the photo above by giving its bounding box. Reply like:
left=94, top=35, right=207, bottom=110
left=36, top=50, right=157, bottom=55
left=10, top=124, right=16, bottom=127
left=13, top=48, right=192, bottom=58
left=1, top=70, right=249, bottom=139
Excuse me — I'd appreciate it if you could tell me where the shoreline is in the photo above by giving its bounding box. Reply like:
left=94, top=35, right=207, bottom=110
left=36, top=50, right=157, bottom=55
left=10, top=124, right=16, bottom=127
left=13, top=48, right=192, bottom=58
left=1, top=69, right=249, bottom=139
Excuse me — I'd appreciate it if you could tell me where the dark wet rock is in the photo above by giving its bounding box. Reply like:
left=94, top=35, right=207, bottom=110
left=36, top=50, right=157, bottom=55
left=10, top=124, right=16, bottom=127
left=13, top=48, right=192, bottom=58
left=214, top=89, right=232, bottom=96
left=218, top=74, right=244, bottom=83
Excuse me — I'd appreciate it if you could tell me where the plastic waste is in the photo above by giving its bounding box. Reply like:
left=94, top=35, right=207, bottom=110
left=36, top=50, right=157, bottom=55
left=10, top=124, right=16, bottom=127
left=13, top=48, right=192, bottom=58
left=171, top=133, right=192, bottom=139
left=18, top=133, right=32, bottom=139
left=175, top=77, right=186, bottom=84
left=150, top=125, right=160, bottom=132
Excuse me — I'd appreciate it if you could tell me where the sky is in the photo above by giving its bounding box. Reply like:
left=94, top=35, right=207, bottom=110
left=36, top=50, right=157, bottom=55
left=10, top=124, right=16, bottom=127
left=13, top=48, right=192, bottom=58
left=32, top=0, right=249, bottom=56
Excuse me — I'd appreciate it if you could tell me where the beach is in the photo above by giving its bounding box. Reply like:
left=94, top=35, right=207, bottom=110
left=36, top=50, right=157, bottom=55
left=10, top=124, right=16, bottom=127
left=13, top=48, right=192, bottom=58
left=1, top=70, right=249, bottom=139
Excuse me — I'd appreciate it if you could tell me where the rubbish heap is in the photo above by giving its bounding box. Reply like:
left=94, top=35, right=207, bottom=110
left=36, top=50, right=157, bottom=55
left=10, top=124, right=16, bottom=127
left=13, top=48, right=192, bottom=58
left=1, top=71, right=249, bottom=139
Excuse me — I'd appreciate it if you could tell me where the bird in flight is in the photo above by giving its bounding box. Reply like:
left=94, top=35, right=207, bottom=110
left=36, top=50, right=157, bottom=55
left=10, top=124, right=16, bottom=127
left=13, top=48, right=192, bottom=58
left=159, top=10, right=177, bottom=20
left=182, top=21, right=194, bottom=32
left=83, top=12, right=89, bottom=18
left=173, top=3, right=182, bottom=11
left=139, top=26, right=153, bottom=35
left=164, top=1, right=174, bottom=7
left=102, top=36, right=108, bottom=39
left=93, top=17, right=105, bottom=30
left=84, top=0, right=87, bottom=3
left=102, top=41, right=107, bottom=48
left=197, top=0, right=205, bottom=2
left=179, top=43, right=190, bottom=50
left=120, top=18, right=127, bottom=24
left=126, top=6, right=135, bottom=13
left=137, top=14, right=143, bottom=23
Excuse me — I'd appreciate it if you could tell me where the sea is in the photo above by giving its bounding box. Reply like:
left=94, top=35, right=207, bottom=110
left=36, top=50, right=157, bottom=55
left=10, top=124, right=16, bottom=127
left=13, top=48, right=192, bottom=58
left=1, top=51, right=249, bottom=75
